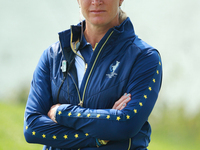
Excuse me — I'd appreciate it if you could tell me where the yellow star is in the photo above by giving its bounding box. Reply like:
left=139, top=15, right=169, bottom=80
left=75, top=134, right=79, bottom=138
left=87, top=114, right=91, bottom=117
left=96, top=114, right=101, bottom=118
left=157, top=70, right=159, bottom=74
left=52, top=135, right=57, bottom=139
left=159, top=62, right=161, bottom=65
left=106, top=115, right=110, bottom=119
left=32, top=131, right=36, bottom=135
left=63, top=135, right=68, bottom=139
left=153, top=79, right=156, bottom=83
left=149, top=87, right=152, bottom=91
left=116, top=116, right=121, bottom=121
left=139, top=102, right=143, bottom=106
left=26, top=126, right=28, bottom=130
left=134, top=109, right=137, bottom=113
left=144, top=95, right=147, bottom=99
left=42, top=134, right=46, bottom=138
left=85, top=133, right=89, bottom=137
left=68, top=112, right=72, bottom=116
left=126, top=115, right=130, bottom=119
left=58, top=111, right=62, bottom=115
left=77, top=113, right=81, bottom=117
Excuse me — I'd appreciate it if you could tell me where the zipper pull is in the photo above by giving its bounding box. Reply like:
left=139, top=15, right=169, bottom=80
left=78, top=101, right=83, bottom=107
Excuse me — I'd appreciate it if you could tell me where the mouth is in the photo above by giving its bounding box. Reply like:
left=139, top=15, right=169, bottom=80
left=90, top=10, right=106, bottom=14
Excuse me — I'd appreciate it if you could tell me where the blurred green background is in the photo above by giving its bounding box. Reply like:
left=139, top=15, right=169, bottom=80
left=1, top=0, right=200, bottom=149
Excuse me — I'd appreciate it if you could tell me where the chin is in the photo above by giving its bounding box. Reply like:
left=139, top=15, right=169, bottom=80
left=90, top=17, right=108, bottom=25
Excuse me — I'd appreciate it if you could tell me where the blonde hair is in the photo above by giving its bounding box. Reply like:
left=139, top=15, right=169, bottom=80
left=119, top=8, right=128, bottom=24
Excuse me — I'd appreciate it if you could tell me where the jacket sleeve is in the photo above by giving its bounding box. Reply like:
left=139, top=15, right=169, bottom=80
left=55, top=50, right=162, bottom=141
left=23, top=49, right=96, bottom=149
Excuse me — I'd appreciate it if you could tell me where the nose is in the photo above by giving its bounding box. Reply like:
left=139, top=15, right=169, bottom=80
left=92, top=0, right=103, bottom=5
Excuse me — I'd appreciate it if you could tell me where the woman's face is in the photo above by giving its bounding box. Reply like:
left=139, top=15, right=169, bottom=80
left=78, top=0, right=123, bottom=28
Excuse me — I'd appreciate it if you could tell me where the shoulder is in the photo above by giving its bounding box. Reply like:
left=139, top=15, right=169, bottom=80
left=131, top=36, right=161, bottom=65
left=41, top=41, right=62, bottom=59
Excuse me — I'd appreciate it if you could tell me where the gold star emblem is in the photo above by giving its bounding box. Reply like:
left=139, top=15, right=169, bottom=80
left=77, top=113, right=81, bottom=117
left=157, top=70, right=159, bottom=74
left=75, top=134, right=79, bottom=138
left=153, top=79, right=156, bottom=83
left=53, top=135, right=57, bottom=139
left=87, top=114, right=91, bottom=117
left=116, top=116, right=121, bottom=121
left=42, top=134, right=46, bottom=138
left=149, top=87, right=152, bottom=91
left=126, top=115, right=130, bottom=119
left=159, top=62, right=161, bottom=65
left=63, top=135, right=68, bottom=139
left=106, top=115, right=110, bottom=119
left=134, top=109, right=137, bottom=113
left=144, top=95, right=147, bottom=99
left=96, top=114, right=101, bottom=118
left=85, top=133, right=89, bottom=137
left=58, top=111, right=62, bottom=115
left=68, top=112, right=72, bottom=116
left=32, top=131, right=36, bottom=135
left=139, top=102, right=143, bottom=106
left=26, top=126, right=28, bottom=130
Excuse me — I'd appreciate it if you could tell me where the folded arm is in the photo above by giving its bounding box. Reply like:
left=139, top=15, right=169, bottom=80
left=54, top=50, right=162, bottom=141
left=24, top=49, right=96, bottom=149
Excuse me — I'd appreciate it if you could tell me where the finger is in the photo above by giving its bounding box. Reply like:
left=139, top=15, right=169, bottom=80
left=115, top=96, right=132, bottom=110
left=51, top=104, right=61, bottom=109
left=113, top=93, right=127, bottom=106
left=114, top=94, right=131, bottom=108
left=116, top=96, right=131, bottom=110
left=116, top=103, right=126, bottom=110
left=113, top=93, right=131, bottom=109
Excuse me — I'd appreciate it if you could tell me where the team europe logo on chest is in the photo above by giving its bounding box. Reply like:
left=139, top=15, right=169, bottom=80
left=106, top=61, right=120, bottom=78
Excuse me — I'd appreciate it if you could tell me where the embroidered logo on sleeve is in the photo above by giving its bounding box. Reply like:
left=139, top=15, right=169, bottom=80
left=106, top=61, right=120, bottom=78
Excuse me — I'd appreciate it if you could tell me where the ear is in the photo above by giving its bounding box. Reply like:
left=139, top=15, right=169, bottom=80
left=119, top=0, right=124, bottom=6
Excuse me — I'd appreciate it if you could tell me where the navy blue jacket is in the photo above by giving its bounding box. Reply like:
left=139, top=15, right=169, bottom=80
left=24, top=18, right=162, bottom=150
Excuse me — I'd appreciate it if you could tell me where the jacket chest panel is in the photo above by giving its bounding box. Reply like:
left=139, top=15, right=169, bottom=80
left=82, top=52, right=137, bottom=108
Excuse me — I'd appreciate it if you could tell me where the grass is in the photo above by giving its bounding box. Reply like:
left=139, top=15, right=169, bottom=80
left=0, top=102, right=43, bottom=149
left=148, top=105, right=200, bottom=150
left=0, top=102, right=200, bottom=149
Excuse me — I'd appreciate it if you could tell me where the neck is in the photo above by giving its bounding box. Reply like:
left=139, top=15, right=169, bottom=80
left=84, top=25, right=108, bottom=48
left=84, top=19, right=120, bottom=48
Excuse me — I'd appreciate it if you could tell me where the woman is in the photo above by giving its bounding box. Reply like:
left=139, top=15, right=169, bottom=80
left=24, top=0, right=162, bottom=150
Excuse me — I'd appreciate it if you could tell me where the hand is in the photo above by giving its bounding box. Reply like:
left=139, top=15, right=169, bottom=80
left=112, top=93, right=131, bottom=110
left=48, top=104, right=61, bottom=123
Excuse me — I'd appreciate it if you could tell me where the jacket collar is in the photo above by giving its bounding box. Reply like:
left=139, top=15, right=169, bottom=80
left=58, top=17, right=135, bottom=52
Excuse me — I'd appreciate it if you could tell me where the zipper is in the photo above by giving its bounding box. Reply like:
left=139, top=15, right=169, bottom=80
left=69, top=27, right=88, bottom=106
left=67, top=57, right=87, bottom=107
left=73, top=54, right=87, bottom=106
left=59, top=33, right=87, bottom=106
left=81, top=31, right=114, bottom=106
left=65, top=28, right=113, bottom=107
